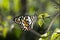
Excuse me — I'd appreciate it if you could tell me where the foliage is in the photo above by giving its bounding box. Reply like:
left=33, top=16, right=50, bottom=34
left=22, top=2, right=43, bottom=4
left=50, top=28, right=60, bottom=40
left=0, top=0, right=59, bottom=40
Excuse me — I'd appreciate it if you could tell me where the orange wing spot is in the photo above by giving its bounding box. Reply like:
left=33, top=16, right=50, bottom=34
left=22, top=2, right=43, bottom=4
left=22, top=19, right=29, bottom=27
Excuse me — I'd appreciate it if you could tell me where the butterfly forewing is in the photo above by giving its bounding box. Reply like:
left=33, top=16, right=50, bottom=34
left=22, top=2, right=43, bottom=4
left=13, top=15, right=37, bottom=31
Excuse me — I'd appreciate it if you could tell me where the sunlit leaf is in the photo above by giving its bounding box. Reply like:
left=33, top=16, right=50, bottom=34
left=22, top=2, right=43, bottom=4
left=2, top=0, right=9, bottom=10
left=0, top=26, right=3, bottom=31
left=50, top=28, right=60, bottom=40
left=55, top=28, right=60, bottom=34
left=37, top=19, right=44, bottom=27
left=7, top=15, right=12, bottom=20
left=39, top=38, right=44, bottom=40
left=28, top=6, right=35, bottom=15
left=2, top=21, right=9, bottom=27
left=41, top=31, right=50, bottom=38
left=0, top=0, right=3, bottom=6
left=51, top=33, right=60, bottom=40
left=38, top=14, right=42, bottom=19
left=38, top=13, right=50, bottom=19
left=43, top=13, right=50, bottom=18
left=3, top=27, right=8, bottom=37
left=13, top=0, right=20, bottom=12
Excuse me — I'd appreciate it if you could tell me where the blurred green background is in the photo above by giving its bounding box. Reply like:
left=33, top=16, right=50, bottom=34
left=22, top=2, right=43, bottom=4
left=0, top=0, right=60, bottom=40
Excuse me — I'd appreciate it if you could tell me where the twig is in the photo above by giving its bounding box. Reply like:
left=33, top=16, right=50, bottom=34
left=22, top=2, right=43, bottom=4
left=46, top=13, right=60, bottom=33
left=20, top=0, right=27, bottom=16
left=30, top=29, right=42, bottom=37
left=30, top=29, right=49, bottom=38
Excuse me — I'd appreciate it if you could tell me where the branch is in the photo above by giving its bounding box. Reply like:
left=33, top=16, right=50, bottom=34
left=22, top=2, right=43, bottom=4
left=46, top=13, right=60, bottom=33
left=20, top=0, right=27, bottom=16
left=30, top=29, right=42, bottom=37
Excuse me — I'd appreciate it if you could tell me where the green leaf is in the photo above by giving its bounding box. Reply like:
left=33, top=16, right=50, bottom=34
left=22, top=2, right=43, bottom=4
left=43, top=13, right=50, bottom=18
left=3, top=27, right=8, bottom=37
left=13, top=0, right=20, bottom=12
left=2, top=21, right=9, bottom=27
left=39, top=38, right=45, bottom=40
left=13, top=24, right=22, bottom=38
left=2, top=0, right=9, bottom=10
left=50, top=28, right=60, bottom=40
left=0, top=26, right=3, bottom=31
left=28, top=6, right=35, bottom=15
left=6, top=15, right=12, bottom=20
left=38, top=13, right=50, bottom=19
left=13, top=28, right=22, bottom=38
left=37, top=19, right=44, bottom=27
left=51, top=33, right=60, bottom=40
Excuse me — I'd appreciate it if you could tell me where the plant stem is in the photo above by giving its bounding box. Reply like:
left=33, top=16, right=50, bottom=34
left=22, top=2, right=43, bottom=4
left=46, top=13, right=60, bottom=33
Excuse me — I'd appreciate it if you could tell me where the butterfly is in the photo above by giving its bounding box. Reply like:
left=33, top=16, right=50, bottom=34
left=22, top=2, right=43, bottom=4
left=13, top=15, right=37, bottom=31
